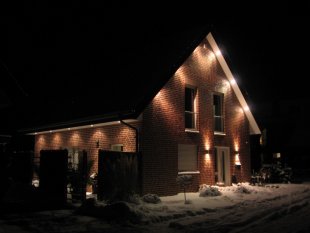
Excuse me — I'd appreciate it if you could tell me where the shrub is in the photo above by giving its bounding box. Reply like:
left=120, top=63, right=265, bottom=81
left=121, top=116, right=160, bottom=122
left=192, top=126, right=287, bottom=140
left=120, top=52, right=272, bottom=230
left=199, top=184, right=221, bottom=197
left=235, top=184, right=251, bottom=194
left=142, top=193, right=161, bottom=204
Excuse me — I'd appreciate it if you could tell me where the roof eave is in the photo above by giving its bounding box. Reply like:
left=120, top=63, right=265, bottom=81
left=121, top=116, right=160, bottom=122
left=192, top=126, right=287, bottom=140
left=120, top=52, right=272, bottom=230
left=19, top=109, right=139, bottom=135
left=207, top=32, right=261, bottom=135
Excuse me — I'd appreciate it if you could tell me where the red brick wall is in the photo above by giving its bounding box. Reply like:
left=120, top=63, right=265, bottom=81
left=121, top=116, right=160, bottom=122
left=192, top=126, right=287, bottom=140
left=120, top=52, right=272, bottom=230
left=34, top=122, right=139, bottom=177
left=141, top=39, right=251, bottom=195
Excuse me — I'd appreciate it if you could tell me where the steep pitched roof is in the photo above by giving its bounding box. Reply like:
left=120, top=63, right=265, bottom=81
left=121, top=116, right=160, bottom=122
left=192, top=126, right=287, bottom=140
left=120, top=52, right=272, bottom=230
left=1, top=22, right=260, bottom=135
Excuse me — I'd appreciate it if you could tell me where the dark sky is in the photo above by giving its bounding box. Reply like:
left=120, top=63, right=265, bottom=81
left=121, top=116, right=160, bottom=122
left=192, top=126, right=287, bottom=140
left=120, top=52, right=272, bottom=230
left=1, top=1, right=309, bottom=132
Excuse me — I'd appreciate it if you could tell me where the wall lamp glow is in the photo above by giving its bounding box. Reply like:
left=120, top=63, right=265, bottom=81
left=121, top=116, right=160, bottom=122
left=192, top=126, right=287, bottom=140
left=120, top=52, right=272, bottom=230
left=234, top=151, right=241, bottom=167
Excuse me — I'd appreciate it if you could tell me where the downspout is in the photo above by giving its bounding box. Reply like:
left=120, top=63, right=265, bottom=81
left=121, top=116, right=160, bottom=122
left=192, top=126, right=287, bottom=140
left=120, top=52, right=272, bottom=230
left=120, top=117, right=142, bottom=195
left=120, top=119, right=139, bottom=153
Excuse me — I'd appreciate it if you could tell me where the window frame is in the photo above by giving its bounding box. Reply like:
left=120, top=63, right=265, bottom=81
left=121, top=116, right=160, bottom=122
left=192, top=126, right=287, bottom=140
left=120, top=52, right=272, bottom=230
left=213, top=93, right=224, bottom=133
left=185, top=85, right=198, bottom=131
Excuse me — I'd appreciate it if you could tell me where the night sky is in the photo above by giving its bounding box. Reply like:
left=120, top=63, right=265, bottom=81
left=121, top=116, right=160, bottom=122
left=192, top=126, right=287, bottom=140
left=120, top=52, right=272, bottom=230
left=1, top=2, right=309, bottom=137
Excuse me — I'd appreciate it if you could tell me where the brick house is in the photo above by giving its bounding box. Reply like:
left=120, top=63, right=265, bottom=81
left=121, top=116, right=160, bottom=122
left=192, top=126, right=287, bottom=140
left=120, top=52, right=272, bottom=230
left=28, top=32, right=261, bottom=196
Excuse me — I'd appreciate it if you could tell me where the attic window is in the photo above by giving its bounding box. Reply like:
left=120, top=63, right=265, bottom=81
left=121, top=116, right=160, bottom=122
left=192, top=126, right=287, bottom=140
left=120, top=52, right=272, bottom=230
left=185, top=86, right=197, bottom=130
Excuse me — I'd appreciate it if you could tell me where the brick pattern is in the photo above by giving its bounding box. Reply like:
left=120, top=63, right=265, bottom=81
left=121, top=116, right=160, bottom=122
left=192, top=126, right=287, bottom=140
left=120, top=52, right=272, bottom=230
left=34, top=38, right=252, bottom=196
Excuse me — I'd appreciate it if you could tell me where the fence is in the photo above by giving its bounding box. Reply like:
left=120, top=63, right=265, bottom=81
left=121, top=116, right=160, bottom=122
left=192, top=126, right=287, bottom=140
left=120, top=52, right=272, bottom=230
left=97, top=150, right=141, bottom=201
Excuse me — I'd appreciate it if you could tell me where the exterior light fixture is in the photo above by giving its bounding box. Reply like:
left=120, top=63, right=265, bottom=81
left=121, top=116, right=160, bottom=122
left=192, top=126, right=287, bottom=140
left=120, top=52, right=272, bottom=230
left=235, top=151, right=241, bottom=166
left=215, top=50, right=221, bottom=56
left=273, top=153, right=281, bottom=159
left=204, top=149, right=211, bottom=161
left=204, top=149, right=211, bottom=155
left=230, top=79, right=236, bottom=85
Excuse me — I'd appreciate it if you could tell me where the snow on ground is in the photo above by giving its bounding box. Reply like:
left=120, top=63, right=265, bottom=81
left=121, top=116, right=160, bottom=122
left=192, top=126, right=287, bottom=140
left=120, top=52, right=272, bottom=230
left=1, top=182, right=310, bottom=233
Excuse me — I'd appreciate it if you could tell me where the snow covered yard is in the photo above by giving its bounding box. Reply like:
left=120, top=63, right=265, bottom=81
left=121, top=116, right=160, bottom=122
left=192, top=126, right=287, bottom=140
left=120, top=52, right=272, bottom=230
left=1, top=183, right=310, bottom=233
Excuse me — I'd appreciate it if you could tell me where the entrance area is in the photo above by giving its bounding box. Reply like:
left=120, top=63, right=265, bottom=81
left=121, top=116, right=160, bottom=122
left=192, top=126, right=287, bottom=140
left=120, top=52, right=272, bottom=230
left=215, top=146, right=231, bottom=186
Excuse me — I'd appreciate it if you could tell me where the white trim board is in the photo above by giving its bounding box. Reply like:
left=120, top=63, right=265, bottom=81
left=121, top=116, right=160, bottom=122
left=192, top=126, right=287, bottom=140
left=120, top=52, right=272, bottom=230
left=207, top=33, right=261, bottom=135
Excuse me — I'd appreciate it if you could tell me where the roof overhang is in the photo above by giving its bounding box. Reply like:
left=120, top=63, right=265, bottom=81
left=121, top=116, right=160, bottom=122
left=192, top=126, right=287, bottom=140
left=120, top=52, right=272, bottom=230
left=26, top=118, right=140, bottom=135
left=21, top=110, right=140, bottom=135
left=207, top=33, right=261, bottom=135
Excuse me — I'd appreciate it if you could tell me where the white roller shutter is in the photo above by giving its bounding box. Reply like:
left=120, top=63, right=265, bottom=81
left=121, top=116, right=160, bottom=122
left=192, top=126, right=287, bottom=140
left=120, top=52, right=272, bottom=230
left=178, top=144, right=198, bottom=171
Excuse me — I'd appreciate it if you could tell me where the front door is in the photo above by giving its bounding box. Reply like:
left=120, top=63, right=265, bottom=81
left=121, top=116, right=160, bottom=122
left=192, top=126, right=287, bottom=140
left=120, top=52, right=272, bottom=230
left=215, top=147, right=231, bottom=186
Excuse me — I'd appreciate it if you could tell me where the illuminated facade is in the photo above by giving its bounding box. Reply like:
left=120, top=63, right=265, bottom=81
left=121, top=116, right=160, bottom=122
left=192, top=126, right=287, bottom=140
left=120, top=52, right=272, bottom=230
left=34, top=33, right=261, bottom=195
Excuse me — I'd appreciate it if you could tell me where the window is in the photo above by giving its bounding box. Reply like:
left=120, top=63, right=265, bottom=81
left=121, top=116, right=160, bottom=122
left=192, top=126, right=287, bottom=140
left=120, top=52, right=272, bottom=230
left=111, top=144, right=123, bottom=152
left=213, top=94, right=224, bottom=132
left=67, top=148, right=80, bottom=170
left=178, top=144, right=198, bottom=172
left=185, top=86, right=197, bottom=129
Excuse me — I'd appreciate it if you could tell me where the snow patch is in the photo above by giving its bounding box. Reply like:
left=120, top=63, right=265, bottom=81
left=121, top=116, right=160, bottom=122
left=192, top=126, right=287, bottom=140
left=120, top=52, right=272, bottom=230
left=2, top=183, right=310, bottom=233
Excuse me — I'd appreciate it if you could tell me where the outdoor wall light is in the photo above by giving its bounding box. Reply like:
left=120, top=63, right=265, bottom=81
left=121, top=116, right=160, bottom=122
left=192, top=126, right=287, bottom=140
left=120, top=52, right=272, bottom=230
left=204, top=149, right=211, bottom=162
left=204, top=149, right=211, bottom=155
left=234, top=151, right=241, bottom=166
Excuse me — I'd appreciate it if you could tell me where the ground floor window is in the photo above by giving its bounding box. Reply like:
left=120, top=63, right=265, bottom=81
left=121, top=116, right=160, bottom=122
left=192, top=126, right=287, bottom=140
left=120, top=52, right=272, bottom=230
left=111, top=144, right=123, bottom=151
left=178, top=144, right=198, bottom=172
